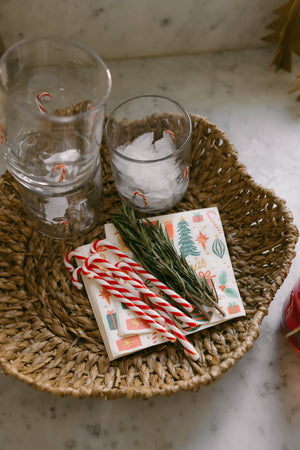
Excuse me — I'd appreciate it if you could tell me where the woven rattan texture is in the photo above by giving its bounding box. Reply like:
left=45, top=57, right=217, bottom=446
left=0, top=115, right=298, bottom=399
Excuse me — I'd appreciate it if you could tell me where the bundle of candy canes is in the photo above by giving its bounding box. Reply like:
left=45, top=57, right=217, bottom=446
left=64, top=239, right=201, bottom=360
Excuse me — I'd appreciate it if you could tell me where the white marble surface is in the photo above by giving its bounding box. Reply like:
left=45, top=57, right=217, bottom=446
left=0, top=0, right=282, bottom=59
left=1, top=47, right=300, bottom=449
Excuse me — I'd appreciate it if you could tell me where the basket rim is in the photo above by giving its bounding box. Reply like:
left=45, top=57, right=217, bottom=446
left=0, top=113, right=298, bottom=400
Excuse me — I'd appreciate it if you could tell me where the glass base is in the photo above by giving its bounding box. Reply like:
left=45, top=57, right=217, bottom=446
left=14, top=164, right=103, bottom=240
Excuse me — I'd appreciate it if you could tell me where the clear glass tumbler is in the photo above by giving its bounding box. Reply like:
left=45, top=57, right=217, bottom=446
left=105, top=95, right=192, bottom=214
left=0, top=37, right=111, bottom=238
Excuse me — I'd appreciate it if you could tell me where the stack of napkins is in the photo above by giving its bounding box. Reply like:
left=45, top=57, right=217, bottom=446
left=74, top=207, right=245, bottom=360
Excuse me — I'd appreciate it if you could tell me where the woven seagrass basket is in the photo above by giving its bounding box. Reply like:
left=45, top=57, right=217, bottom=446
left=0, top=114, right=298, bottom=399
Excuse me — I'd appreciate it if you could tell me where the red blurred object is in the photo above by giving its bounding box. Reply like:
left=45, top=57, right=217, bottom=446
left=282, top=278, right=300, bottom=353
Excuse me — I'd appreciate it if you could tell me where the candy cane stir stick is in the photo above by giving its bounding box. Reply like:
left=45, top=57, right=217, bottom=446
left=35, top=91, right=51, bottom=114
left=155, top=307, right=199, bottom=360
left=71, top=266, right=84, bottom=289
left=83, top=256, right=165, bottom=325
left=67, top=253, right=168, bottom=330
left=91, top=239, right=194, bottom=313
left=114, top=266, right=199, bottom=359
left=67, top=250, right=196, bottom=327
left=86, top=254, right=196, bottom=327
left=64, top=250, right=87, bottom=272
left=114, top=261, right=198, bottom=328
left=70, top=256, right=199, bottom=360
left=86, top=262, right=166, bottom=326
left=64, top=248, right=202, bottom=358
left=82, top=265, right=176, bottom=343
left=66, top=251, right=167, bottom=326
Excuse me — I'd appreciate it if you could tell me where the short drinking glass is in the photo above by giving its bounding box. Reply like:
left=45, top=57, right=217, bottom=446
left=105, top=95, right=192, bottom=214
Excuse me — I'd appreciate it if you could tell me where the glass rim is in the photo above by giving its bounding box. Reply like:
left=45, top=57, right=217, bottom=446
left=0, top=36, right=112, bottom=123
left=105, top=94, right=192, bottom=164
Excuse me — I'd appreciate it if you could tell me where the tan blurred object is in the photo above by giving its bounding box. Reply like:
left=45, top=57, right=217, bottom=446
left=53, top=99, right=92, bottom=116
left=263, top=0, right=300, bottom=72
left=288, top=71, right=300, bottom=99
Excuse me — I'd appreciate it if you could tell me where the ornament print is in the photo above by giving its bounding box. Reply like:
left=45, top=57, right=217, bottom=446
left=212, top=237, right=226, bottom=259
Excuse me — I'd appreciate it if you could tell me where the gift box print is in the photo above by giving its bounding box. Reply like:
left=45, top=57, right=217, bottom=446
left=126, top=317, right=151, bottom=330
left=150, top=219, right=174, bottom=240
left=227, top=302, right=240, bottom=315
left=116, top=335, right=142, bottom=352
left=192, top=213, right=204, bottom=223
left=106, top=309, right=118, bottom=330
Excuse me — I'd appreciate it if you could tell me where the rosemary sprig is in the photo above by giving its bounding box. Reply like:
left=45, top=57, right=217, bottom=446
left=109, top=204, right=224, bottom=318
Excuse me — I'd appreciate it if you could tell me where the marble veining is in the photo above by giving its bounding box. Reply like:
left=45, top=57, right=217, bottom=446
left=0, top=0, right=283, bottom=59
left=0, top=46, right=300, bottom=450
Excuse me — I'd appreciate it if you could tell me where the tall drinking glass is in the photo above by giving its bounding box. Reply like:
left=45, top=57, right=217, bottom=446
left=0, top=37, right=111, bottom=238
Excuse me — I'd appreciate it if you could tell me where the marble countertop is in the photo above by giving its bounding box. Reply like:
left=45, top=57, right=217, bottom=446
left=1, top=47, right=300, bottom=450
left=0, top=0, right=281, bottom=59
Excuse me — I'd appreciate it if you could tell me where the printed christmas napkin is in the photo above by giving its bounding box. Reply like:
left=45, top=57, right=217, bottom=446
left=75, top=207, right=245, bottom=360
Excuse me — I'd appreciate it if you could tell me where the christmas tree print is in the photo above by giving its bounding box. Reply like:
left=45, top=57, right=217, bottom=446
left=177, top=217, right=200, bottom=257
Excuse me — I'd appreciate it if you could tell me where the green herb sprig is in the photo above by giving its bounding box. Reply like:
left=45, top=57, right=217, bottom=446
left=110, top=204, right=224, bottom=319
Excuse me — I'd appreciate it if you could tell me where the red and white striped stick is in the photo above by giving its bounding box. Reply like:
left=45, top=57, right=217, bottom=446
left=83, top=258, right=166, bottom=326
left=70, top=255, right=166, bottom=327
left=91, top=239, right=194, bottom=313
left=71, top=266, right=84, bottom=289
left=113, top=260, right=198, bottom=328
left=64, top=250, right=87, bottom=272
left=155, top=307, right=199, bottom=360
left=70, top=256, right=199, bottom=359
left=114, top=262, right=199, bottom=359
left=35, top=91, right=51, bottom=114
left=86, top=257, right=194, bottom=327
left=86, top=254, right=196, bottom=326
left=82, top=265, right=176, bottom=342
